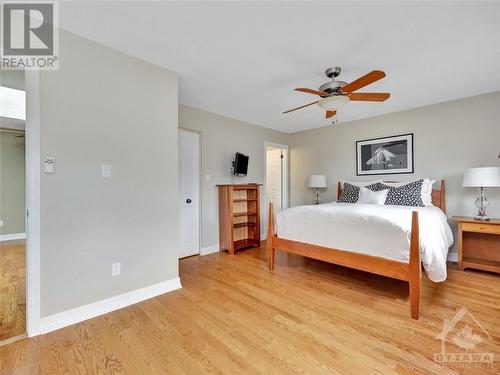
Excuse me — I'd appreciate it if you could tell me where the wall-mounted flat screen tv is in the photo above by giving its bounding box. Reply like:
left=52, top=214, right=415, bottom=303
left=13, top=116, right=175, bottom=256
left=233, top=152, right=249, bottom=176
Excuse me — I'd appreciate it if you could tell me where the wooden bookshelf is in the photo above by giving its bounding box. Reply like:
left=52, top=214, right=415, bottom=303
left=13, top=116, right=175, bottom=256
left=217, top=184, right=262, bottom=255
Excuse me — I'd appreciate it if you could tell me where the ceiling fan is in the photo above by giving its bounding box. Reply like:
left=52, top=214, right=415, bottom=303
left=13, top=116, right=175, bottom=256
left=283, top=67, right=390, bottom=119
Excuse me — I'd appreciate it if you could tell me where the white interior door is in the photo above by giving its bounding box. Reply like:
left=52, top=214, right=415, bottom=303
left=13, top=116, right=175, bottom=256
left=179, top=130, right=200, bottom=258
left=266, top=147, right=283, bottom=211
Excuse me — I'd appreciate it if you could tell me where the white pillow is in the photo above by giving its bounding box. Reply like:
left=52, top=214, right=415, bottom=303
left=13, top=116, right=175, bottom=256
left=357, top=186, right=389, bottom=205
left=383, top=178, right=435, bottom=206
left=422, top=179, right=436, bottom=206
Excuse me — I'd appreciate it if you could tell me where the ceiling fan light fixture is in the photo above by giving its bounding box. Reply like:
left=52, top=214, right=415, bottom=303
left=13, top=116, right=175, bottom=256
left=317, top=95, right=350, bottom=110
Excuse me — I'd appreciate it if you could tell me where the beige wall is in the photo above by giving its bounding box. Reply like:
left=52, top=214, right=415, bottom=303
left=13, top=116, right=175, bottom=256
left=289, top=92, right=500, bottom=243
left=179, top=105, right=290, bottom=249
left=40, top=31, right=179, bottom=317
left=0, top=132, right=26, bottom=235
left=0, top=69, right=24, bottom=90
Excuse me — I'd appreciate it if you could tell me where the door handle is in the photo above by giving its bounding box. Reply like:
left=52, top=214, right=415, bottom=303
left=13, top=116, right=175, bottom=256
left=186, top=199, right=192, bottom=204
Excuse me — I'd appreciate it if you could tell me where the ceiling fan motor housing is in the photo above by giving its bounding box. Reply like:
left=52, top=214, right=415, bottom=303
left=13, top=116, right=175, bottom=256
left=319, top=67, right=347, bottom=95
left=319, top=80, right=347, bottom=95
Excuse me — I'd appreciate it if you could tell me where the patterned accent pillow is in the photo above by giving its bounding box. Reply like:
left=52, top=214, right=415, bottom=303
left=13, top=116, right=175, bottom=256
left=368, top=180, right=425, bottom=207
left=366, top=182, right=387, bottom=192
left=337, top=182, right=360, bottom=203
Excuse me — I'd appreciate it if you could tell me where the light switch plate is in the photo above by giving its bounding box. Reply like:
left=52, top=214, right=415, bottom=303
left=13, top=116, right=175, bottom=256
left=102, top=165, right=112, bottom=178
left=44, top=156, right=55, bottom=173
left=112, top=262, right=121, bottom=276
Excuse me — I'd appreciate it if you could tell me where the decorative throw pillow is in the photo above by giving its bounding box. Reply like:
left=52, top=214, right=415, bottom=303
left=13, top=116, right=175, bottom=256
left=341, top=180, right=382, bottom=189
left=369, top=180, right=425, bottom=207
left=382, top=179, right=435, bottom=206
left=337, top=182, right=360, bottom=203
left=365, top=182, right=387, bottom=192
left=357, top=186, right=389, bottom=205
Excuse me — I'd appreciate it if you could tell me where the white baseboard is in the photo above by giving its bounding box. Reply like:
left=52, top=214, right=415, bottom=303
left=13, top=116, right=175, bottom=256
left=39, top=277, right=182, bottom=335
left=447, top=251, right=458, bottom=262
left=200, top=244, right=219, bottom=256
left=0, top=232, right=26, bottom=242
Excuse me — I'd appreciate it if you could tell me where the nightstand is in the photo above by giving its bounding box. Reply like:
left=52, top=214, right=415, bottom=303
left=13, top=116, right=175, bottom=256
left=452, top=216, right=500, bottom=274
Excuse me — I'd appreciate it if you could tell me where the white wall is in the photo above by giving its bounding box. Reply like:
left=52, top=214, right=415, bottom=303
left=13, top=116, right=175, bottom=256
left=289, top=91, right=500, bottom=251
left=39, top=31, right=179, bottom=317
left=179, top=105, right=290, bottom=250
left=0, top=132, right=26, bottom=235
left=0, top=71, right=26, bottom=236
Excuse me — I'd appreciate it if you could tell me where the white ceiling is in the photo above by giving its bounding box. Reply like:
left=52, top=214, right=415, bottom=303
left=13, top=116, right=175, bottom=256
left=59, top=1, right=500, bottom=133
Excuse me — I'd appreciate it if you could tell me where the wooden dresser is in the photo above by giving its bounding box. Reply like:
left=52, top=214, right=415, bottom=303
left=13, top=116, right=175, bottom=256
left=217, top=184, right=261, bottom=255
left=452, top=216, right=500, bottom=274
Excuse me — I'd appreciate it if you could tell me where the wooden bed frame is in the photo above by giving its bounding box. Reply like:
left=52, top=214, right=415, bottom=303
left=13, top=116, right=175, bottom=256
left=267, top=180, right=446, bottom=320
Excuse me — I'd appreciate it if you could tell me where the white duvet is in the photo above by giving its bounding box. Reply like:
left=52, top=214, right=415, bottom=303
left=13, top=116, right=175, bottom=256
left=275, top=203, right=454, bottom=282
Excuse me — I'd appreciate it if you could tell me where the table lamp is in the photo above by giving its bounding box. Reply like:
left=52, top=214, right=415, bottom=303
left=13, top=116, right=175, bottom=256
left=308, top=175, right=327, bottom=204
left=462, top=167, right=500, bottom=221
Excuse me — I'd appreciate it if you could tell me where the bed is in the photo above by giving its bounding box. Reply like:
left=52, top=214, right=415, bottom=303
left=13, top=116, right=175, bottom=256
left=267, top=180, right=453, bottom=319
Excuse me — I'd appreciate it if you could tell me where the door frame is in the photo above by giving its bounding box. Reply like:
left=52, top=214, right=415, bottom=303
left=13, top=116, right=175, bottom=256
left=264, top=141, right=289, bottom=211
left=25, top=70, right=41, bottom=337
left=178, top=127, right=202, bottom=258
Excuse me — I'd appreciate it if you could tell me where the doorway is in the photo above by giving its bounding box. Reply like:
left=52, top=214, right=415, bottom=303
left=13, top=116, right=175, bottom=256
left=265, top=142, right=288, bottom=212
left=178, top=129, right=201, bottom=258
left=0, top=70, right=27, bottom=344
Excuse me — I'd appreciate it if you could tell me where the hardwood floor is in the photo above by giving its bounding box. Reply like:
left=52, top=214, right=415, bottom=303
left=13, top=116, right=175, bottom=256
left=1, top=243, right=499, bottom=374
left=0, top=240, right=26, bottom=342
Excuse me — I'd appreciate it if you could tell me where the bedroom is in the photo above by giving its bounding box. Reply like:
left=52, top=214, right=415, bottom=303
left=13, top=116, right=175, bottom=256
left=1, top=1, right=499, bottom=374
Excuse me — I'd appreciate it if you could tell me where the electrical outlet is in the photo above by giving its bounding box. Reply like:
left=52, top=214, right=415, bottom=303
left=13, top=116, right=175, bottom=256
left=112, top=262, right=121, bottom=276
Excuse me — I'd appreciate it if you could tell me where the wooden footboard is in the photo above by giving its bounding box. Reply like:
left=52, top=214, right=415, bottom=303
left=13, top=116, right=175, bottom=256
left=267, top=203, right=421, bottom=319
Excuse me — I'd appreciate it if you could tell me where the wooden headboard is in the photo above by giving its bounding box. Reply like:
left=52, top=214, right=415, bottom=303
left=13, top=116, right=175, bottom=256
left=337, top=179, right=446, bottom=213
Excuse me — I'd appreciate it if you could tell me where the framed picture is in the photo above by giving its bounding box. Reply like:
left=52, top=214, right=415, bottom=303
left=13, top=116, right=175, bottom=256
left=356, top=133, right=414, bottom=176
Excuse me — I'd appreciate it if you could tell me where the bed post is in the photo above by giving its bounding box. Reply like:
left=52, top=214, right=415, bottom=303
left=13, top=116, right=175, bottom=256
left=267, top=203, right=275, bottom=271
left=337, top=181, right=341, bottom=200
left=409, top=211, right=421, bottom=319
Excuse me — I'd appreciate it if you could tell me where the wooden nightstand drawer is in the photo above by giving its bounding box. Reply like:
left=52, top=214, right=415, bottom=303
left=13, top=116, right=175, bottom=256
left=453, top=216, right=500, bottom=274
left=462, top=222, right=500, bottom=235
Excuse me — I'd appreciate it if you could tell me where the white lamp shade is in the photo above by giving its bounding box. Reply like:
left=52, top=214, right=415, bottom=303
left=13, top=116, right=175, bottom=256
left=308, top=175, right=327, bottom=188
left=318, top=95, right=350, bottom=111
left=462, top=167, right=500, bottom=187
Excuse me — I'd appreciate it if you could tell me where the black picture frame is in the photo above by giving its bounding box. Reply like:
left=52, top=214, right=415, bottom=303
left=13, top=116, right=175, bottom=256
left=356, top=133, right=414, bottom=176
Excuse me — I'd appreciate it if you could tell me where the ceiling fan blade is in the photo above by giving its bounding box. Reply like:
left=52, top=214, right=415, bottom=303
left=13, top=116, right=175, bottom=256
left=295, top=88, right=329, bottom=97
left=325, top=110, right=336, bottom=119
left=348, top=93, right=390, bottom=102
left=341, top=70, right=386, bottom=93
left=283, top=100, right=319, bottom=114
